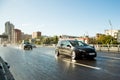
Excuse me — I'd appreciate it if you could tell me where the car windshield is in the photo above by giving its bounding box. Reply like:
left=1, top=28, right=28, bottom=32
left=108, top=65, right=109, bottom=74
left=24, top=42, right=30, bottom=44
left=69, top=40, right=88, bottom=47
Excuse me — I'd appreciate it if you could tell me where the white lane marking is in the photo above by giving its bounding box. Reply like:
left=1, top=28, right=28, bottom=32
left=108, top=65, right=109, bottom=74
left=100, top=56, right=120, bottom=60
left=63, top=59, right=101, bottom=70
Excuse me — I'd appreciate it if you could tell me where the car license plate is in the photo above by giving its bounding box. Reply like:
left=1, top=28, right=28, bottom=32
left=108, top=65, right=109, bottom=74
left=89, top=53, right=95, bottom=55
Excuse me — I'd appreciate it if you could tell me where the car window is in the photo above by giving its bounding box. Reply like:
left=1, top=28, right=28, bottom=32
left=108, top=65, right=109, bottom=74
left=66, top=41, right=71, bottom=46
left=24, top=42, right=30, bottom=44
left=61, top=41, right=67, bottom=47
left=78, top=41, right=88, bottom=46
left=69, top=40, right=88, bottom=47
left=61, top=41, right=71, bottom=47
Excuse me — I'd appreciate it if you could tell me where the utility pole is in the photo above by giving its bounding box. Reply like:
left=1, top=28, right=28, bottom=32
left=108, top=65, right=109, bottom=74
left=109, top=20, right=113, bottom=44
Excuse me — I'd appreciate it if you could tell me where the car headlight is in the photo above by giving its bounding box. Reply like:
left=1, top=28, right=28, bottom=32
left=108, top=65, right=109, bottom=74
left=79, top=49, right=86, bottom=52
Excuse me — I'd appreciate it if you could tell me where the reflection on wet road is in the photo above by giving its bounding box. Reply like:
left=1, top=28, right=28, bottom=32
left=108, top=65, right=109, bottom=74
left=0, top=46, right=120, bottom=80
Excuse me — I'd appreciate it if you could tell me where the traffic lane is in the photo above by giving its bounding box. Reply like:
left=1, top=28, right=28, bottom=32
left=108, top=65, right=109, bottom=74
left=4, top=47, right=92, bottom=80
left=11, top=47, right=119, bottom=79
left=96, top=51, right=120, bottom=75
left=57, top=54, right=120, bottom=73
left=0, top=46, right=118, bottom=80
left=53, top=47, right=120, bottom=79
left=97, top=51, right=120, bottom=58
left=55, top=57, right=120, bottom=80
left=0, top=47, right=120, bottom=80
left=0, top=47, right=79, bottom=80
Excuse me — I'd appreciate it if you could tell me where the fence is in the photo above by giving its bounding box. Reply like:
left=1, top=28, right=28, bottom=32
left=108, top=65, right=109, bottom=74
left=94, top=44, right=120, bottom=52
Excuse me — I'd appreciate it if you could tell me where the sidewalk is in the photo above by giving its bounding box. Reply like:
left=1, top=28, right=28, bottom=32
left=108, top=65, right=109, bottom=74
left=95, top=47, right=120, bottom=53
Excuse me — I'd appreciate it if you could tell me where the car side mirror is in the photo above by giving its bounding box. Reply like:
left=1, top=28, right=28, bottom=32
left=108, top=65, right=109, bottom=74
left=90, top=45, right=95, bottom=49
left=67, top=45, right=71, bottom=48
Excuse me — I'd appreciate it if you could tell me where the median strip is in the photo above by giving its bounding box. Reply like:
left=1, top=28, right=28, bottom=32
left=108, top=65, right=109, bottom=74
left=63, top=59, right=101, bottom=70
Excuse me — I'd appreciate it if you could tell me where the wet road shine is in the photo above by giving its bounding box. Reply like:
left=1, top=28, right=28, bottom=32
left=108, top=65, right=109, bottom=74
left=0, top=46, right=120, bottom=80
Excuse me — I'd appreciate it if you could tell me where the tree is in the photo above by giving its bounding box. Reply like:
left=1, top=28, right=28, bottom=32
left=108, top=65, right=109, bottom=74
left=89, top=37, right=96, bottom=44
left=52, top=36, right=58, bottom=44
left=96, top=34, right=116, bottom=44
left=42, top=37, right=51, bottom=44
left=42, top=36, right=59, bottom=44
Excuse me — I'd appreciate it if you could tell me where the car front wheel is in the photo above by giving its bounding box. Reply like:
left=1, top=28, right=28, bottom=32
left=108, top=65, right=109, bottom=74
left=71, top=51, right=77, bottom=60
left=31, top=47, right=33, bottom=50
left=55, top=50, right=60, bottom=57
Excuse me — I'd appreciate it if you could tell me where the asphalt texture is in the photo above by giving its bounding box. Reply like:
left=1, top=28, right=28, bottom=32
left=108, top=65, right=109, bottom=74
left=0, top=45, right=120, bottom=80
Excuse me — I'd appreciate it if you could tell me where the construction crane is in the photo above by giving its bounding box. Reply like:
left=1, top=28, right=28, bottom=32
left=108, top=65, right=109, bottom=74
left=108, top=20, right=113, bottom=44
left=109, top=20, right=113, bottom=36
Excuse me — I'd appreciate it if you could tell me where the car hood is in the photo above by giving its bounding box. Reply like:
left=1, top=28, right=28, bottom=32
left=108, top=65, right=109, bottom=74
left=75, top=46, right=96, bottom=53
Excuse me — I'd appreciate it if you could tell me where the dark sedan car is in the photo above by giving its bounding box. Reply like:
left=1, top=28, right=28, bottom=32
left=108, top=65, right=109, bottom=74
left=55, top=40, right=97, bottom=60
left=21, top=42, right=33, bottom=50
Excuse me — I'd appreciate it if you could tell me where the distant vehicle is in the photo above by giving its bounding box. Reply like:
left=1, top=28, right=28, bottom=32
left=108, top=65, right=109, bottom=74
left=55, top=40, right=97, bottom=60
left=21, top=42, right=33, bottom=50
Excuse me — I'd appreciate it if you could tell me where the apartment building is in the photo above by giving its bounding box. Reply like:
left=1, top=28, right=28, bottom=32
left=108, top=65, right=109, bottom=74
left=32, top=31, right=41, bottom=39
left=13, top=29, right=22, bottom=43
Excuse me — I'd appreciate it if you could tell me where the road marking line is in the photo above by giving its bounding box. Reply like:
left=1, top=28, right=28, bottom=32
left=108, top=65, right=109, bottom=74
left=63, top=59, right=101, bottom=70
left=100, top=56, right=120, bottom=60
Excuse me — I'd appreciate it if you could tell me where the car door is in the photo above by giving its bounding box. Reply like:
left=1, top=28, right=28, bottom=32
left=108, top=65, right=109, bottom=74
left=56, top=41, right=62, bottom=54
left=60, top=41, right=67, bottom=55
left=64, top=41, right=72, bottom=56
left=57, top=40, right=66, bottom=55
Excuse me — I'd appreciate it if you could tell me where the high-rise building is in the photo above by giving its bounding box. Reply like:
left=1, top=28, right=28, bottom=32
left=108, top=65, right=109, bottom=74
left=32, top=31, right=41, bottom=39
left=13, top=29, right=22, bottom=43
left=5, top=21, right=14, bottom=43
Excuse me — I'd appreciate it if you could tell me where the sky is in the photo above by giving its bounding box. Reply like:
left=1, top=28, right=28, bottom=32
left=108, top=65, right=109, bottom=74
left=0, top=0, right=120, bottom=37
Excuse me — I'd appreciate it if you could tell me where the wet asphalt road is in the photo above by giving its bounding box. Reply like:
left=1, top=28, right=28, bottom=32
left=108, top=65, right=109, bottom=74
left=0, top=46, right=120, bottom=80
